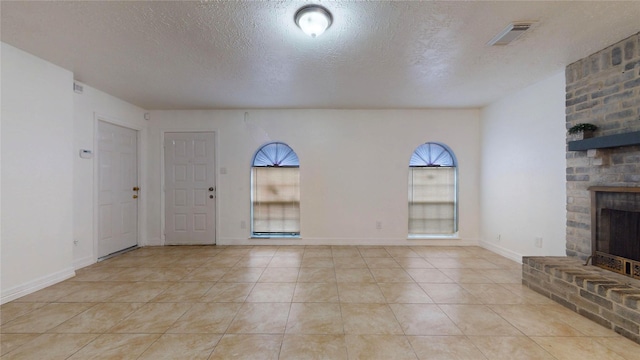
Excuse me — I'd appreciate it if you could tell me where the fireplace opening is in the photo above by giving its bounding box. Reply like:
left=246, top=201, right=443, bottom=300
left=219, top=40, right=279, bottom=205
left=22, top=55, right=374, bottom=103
left=590, top=187, right=640, bottom=279
left=601, top=209, right=640, bottom=261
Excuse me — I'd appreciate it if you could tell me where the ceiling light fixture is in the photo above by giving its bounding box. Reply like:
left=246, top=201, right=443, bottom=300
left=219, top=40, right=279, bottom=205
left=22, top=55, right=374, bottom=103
left=487, top=22, right=535, bottom=46
left=295, top=5, right=332, bottom=38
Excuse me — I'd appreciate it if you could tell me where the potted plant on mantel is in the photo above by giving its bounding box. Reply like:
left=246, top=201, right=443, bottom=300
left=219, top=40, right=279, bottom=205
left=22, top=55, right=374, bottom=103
left=568, top=123, right=598, bottom=141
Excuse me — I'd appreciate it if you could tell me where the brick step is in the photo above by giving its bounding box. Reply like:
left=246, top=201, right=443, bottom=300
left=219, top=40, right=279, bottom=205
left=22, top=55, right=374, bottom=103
left=523, top=256, right=640, bottom=344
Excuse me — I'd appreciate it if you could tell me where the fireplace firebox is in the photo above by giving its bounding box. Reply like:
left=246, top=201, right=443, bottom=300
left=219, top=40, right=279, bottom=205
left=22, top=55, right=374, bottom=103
left=590, top=187, right=640, bottom=279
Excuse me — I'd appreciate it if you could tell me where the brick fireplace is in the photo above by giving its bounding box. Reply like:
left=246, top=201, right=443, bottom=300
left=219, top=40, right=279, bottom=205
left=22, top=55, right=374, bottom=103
left=523, top=32, right=640, bottom=344
left=565, top=32, right=640, bottom=260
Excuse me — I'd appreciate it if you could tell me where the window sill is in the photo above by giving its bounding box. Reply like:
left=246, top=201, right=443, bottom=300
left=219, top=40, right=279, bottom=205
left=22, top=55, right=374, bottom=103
left=407, top=234, right=459, bottom=240
left=250, top=236, right=301, bottom=240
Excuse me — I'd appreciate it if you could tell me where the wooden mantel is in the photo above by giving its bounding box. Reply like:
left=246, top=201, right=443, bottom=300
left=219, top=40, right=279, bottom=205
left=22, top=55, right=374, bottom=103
left=588, top=186, right=640, bottom=193
left=569, top=131, right=640, bottom=151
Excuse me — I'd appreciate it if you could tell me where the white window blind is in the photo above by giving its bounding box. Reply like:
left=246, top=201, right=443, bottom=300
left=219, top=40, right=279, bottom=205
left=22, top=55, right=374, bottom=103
left=252, top=167, right=300, bottom=235
left=408, top=167, right=456, bottom=235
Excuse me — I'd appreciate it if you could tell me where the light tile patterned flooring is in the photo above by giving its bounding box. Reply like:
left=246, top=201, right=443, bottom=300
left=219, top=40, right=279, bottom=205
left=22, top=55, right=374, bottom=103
left=2, top=245, right=640, bottom=359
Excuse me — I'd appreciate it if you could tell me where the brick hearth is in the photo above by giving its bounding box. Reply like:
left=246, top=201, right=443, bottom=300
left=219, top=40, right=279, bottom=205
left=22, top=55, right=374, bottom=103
left=523, top=256, right=640, bottom=344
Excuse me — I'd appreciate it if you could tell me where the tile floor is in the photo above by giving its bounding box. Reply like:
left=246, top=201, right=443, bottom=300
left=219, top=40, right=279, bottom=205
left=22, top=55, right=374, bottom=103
left=2, top=245, right=640, bottom=359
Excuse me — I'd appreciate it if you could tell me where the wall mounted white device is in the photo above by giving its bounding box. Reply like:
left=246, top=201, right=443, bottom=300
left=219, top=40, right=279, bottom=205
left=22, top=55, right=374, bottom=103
left=79, top=149, right=93, bottom=159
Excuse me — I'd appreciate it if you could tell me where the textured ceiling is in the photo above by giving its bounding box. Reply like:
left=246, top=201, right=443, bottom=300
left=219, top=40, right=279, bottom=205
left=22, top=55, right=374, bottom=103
left=2, top=1, right=640, bottom=110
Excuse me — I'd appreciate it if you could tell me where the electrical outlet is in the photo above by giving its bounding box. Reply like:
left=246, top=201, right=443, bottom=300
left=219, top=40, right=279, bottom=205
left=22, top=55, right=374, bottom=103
left=240, top=221, right=246, bottom=229
left=535, top=237, right=543, bottom=248
left=376, top=221, right=382, bottom=230
left=73, top=239, right=79, bottom=246
left=497, top=234, right=501, bottom=242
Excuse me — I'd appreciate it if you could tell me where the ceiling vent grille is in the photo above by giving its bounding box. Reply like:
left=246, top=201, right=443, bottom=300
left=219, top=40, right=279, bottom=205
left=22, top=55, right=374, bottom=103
left=487, top=23, right=535, bottom=46
left=73, top=82, right=83, bottom=94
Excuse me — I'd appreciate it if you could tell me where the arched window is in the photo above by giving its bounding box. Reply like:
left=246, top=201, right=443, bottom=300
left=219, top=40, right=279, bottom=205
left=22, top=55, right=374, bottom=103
left=251, top=142, right=300, bottom=237
left=408, top=142, right=458, bottom=236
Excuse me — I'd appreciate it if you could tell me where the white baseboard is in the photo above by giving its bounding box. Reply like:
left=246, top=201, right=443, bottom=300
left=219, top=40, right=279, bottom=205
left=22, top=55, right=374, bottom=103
left=74, top=255, right=95, bottom=270
left=478, top=240, right=523, bottom=263
left=1, top=267, right=76, bottom=305
left=216, top=237, right=481, bottom=247
left=144, top=237, right=163, bottom=246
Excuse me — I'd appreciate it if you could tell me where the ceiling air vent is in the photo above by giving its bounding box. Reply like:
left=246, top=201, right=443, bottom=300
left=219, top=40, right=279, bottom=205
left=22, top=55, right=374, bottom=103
left=487, top=23, right=535, bottom=46
left=73, top=82, right=83, bottom=94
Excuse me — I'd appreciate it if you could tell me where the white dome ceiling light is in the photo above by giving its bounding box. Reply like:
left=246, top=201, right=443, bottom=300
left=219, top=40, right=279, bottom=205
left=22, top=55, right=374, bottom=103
left=295, top=4, right=332, bottom=38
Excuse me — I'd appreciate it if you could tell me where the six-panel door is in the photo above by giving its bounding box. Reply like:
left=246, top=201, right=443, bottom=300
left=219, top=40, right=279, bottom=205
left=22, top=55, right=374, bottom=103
left=164, top=132, right=216, bottom=244
left=98, top=121, right=139, bottom=257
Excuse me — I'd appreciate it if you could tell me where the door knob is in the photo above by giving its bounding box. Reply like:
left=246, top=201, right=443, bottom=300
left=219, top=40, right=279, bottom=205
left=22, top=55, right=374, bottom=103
left=133, top=195, right=138, bottom=199
left=209, top=187, right=214, bottom=191
left=133, top=186, right=140, bottom=191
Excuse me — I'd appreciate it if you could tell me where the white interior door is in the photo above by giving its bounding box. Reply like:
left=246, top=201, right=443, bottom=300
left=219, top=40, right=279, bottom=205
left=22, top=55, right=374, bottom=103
left=164, top=132, right=216, bottom=245
left=98, top=121, right=138, bottom=258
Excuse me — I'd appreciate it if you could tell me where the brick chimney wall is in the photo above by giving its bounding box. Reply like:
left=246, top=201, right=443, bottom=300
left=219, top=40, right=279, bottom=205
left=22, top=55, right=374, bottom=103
left=565, top=32, right=640, bottom=259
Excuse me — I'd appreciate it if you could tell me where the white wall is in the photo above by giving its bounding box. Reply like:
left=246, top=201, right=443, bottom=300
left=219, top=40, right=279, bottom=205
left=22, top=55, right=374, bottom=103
left=73, top=83, right=148, bottom=269
left=1, top=43, right=75, bottom=303
left=0, top=43, right=147, bottom=303
left=148, top=109, right=482, bottom=246
left=480, top=71, right=566, bottom=261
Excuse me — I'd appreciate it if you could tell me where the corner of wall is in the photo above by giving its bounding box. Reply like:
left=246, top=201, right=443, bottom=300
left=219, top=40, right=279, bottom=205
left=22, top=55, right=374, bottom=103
left=479, top=71, right=566, bottom=258
left=478, top=240, right=523, bottom=264
left=1, top=267, right=75, bottom=305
